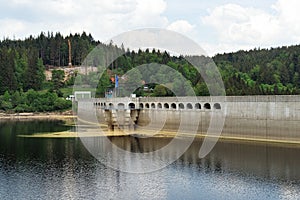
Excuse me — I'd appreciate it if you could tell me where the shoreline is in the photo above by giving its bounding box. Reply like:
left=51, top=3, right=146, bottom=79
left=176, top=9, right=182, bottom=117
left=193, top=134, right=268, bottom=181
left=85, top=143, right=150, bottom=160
left=0, top=112, right=76, bottom=120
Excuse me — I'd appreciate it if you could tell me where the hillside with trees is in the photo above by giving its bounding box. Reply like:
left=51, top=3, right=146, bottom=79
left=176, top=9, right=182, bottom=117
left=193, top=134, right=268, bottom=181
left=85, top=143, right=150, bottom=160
left=214, top=46, right=300, bottom=95
left=0, top=31, right=299, bottom=112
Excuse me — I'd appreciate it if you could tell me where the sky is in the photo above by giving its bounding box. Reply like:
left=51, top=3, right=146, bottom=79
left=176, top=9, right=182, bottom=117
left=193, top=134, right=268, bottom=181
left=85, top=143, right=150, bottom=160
left=0, top=0, right=300, bottom=55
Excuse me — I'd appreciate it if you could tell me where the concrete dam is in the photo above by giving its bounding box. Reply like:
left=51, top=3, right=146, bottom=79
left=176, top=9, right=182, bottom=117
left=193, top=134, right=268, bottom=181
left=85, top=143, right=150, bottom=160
left=77, top=95, right=300, bottom=143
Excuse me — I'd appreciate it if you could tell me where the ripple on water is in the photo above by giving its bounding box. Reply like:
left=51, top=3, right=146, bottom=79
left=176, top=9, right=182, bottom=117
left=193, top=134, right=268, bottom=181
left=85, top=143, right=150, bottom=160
left=1, top=120, right=300, bottom=199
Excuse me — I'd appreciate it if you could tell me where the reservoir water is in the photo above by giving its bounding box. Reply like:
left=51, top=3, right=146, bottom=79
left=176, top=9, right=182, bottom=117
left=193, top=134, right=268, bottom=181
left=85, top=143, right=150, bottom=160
left=0, top=120, right=300, bottom=199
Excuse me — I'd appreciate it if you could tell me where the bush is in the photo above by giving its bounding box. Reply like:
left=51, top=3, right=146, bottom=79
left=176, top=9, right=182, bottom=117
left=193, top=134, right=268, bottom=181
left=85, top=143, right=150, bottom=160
left=0, top=90, right=72, bottom=113
left=54, top=98, right=72, bottom=110
left=14, top=104, right=29, bottom=113
left=1, top=101, right=13, bottom=111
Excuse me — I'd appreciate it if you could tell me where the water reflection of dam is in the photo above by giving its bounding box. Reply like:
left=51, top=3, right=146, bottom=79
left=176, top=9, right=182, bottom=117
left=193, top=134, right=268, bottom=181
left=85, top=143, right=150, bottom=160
left=77, top=95, right=300, bottom=143
left=108, top=136, right=300, bottom=180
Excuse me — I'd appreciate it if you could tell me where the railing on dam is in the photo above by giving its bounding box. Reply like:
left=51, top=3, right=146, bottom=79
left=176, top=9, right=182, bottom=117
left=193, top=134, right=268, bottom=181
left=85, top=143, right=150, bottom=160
left=88, top=96, right=223, bottom=111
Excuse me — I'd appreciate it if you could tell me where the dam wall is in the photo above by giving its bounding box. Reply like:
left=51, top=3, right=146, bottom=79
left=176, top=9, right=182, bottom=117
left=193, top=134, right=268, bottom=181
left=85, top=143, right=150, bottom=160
left=92, top=95, right=300, bottom=142
left=138, top=96, right=300, bottom=142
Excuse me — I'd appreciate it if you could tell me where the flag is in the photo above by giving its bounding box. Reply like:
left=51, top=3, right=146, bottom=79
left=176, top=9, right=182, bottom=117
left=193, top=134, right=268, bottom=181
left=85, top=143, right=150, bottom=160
left=115, top=74, right=119, bottom=88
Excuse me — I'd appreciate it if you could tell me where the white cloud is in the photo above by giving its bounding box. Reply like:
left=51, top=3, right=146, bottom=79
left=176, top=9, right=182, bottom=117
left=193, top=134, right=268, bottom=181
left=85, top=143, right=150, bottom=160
left=0, top=18, right=26, bottom=38
left=202, top=0, right=300, bottom=55
left=272, top=0, right=300, bottom=41
left=0, top=0, right=169, bottom=40
left=167, top=20, right=195, bottom=34
left=128, top=0, right=168, bottom=27
left=5, top=0, right=300, bottom=56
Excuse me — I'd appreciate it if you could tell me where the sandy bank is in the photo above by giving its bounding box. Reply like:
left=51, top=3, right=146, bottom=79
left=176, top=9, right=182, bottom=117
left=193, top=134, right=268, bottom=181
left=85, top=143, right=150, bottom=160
left=0, top=112, right=76, bottom=120
left=17, top=128, right=300, bottom=148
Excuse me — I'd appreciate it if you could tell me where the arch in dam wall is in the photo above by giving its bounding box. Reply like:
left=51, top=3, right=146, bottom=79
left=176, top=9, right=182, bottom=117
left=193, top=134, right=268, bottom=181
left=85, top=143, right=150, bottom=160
left=214, top=103, right=221, bottom=110
left=118, top=103, right=125, bottom=109
left=158, top=103, right=162, bottom=109
left=109, top=103, right=114, bottom=109
left=179, top=103, right=184, bottom=109
left=171, top=103, right=176, bottom=109
left=129, top=103, right=135, bottom=109
left=151, top=103, right=156, bottom=109
left=195, top=103, right=201, bottom=109
left=204, top=103, right=211, bottom=110
left=164, top=103, right=169, bottom=109
left=186, top=103, right=193, bottom=109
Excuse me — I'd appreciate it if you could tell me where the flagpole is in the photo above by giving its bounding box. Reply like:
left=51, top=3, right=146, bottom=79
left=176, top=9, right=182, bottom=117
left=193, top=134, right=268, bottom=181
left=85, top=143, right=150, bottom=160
left=115, top=74, right=118, bottom=97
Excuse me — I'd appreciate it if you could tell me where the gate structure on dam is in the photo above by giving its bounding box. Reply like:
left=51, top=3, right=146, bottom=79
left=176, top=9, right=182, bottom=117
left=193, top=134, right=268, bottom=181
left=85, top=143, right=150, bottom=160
left=88, top=96, right=223, bottom=131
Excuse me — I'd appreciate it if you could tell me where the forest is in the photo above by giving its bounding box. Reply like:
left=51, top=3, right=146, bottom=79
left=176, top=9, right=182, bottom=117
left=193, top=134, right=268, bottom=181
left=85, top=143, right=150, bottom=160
left=0, top=31, right=300, bottom=112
